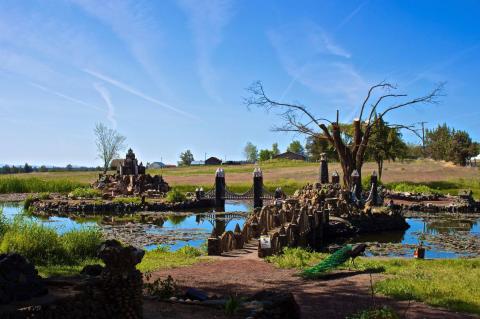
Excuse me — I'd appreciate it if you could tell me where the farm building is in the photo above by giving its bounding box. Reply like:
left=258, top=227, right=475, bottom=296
left=272, top=151, right=306, bottom=161
left=205, top=157, right=222, bottom=165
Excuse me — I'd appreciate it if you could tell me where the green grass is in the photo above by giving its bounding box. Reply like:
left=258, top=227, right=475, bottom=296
left=0, top=211, right=102, bottom=265
left=0, top=177, right=87, bottom=194
left=267, top=248, right=480, bottom=315
left=137, top=245, right=206, bottom=273
left=68, top=187, right=102, bottom=199
left=35, top=245, right=206, bottom=277
left=36, top=259, right=100, bottom=277
left=386, top=179, right=480, bottom=198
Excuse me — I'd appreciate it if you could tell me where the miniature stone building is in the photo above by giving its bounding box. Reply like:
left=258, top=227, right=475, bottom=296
left=93, top=148, right=169, bottom=196
left=118, top=149, right=145, bottom=176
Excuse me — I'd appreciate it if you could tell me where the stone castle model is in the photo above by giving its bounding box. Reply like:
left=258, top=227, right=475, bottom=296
left=93, top=149, right=170, bottom=197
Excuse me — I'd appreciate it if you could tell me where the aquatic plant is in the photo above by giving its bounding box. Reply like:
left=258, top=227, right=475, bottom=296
left=0, top=217, right=102, bottom=265
left=165, top=188, right=186, bottom=203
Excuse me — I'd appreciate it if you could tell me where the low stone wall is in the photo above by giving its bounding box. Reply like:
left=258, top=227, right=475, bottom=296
left=0, top=240, right=145, bottom=319
left=30, top=198, right=215, bottom=216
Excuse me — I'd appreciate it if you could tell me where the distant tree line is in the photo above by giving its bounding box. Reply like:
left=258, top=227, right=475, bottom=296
left=244, top=122, right=478, bottom=178
left=0, top=163, right=102, bottom=175
left=425, top=123, right=479, bottom=166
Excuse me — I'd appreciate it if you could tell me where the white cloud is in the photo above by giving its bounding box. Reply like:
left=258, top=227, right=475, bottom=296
left=84, top=68, right=195, bottom=119
left=177, top=0, right=234, bottom=102
left=268, top=21, right=368, bottom=120
left=93, top=82, right=116, bottom=128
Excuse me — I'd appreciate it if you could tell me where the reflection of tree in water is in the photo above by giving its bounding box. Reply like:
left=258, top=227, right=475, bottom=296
left=425, top=218, right=476, bottom=235
left=166, top=215, right=188, bottom=225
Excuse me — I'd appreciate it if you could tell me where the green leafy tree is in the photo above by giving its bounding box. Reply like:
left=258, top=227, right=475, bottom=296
left=305, top=136, right=338, bottom=161
left=243, top=142, right=258, bottom=162
left=425, top=124, right=453, bottom=161
left=271, top=143, right=280, bottom=156
left=366, top=117, right=407, bottom=179
left=287, top=140, right=304, bottom=155
left=38, top=165, right=48, bottom=172
left=23, top=163, right=33, bottom=173
left=179, top=150, right=194, bottom=166
left=259, top=149, right=273, bottom=161
left=450, top=130, right=476, bottom=166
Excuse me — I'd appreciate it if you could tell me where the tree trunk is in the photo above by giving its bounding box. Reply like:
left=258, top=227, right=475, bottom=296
left=377, top=160, right=383, bottom=180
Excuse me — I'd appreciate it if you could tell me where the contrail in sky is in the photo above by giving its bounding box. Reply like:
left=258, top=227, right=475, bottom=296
left=29, top=82, right=103, bottom=112
left=83, top=68, right=196, bottom=119
left=93, top=82, right=117, bottom=128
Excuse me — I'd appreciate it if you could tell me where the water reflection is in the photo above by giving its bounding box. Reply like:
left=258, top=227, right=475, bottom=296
left=2, top=201, right=479, bottom=257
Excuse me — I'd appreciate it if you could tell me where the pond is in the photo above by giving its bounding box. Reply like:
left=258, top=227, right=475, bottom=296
left=0, top=201, right=251, bottom=251
left=1, top=202, right=479, bottom=258
left=348, top=214, right=480, bottom=258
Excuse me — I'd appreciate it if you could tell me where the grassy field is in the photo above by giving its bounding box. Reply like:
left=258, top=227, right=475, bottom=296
left=267, top=248, right=480, bottom=315
left=0, top=159, right=479, bottom=197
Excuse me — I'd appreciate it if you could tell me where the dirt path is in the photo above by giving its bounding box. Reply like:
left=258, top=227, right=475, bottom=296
left=150, top=249, right=478, bottom=319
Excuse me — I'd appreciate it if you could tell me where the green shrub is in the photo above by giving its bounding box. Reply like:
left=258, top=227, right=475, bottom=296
left=0, top=177, right=86, bottom=194
left=0, top=220, right=66, bottom=265
left=177, top=245, right=203, bottom=257
left=0, top=216, right=102, bottom=265
left=69, top=187, right=102, bottom=199
left=0, top=208, right=9, bottom=239
left=62, top=228, right=103, bottom=261
left=387, top=182, right=436, bottom=194
left=165, top=189, right=186, bottom=203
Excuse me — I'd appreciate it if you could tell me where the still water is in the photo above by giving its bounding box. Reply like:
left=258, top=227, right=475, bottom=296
left=1, top=202, right=479, bottom=258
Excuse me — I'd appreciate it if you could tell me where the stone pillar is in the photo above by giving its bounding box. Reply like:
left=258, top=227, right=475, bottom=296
left=278, top=226, right=288, bottom=249
left=351, top=169, right=362, bottom=200
left=331, top=171, right=340, bottom=185
left=215, top=168, right=225, bottom=210
left=370, top=170, right=378, bottom=206
left=233, top=223, right=244, bottom=249
left=98, top=240, right=145, bottom=319
left=319, top=153, right=329, bottom=184
left=253, top=168, right=263, bottom=208
left=207, top=229, right=221, bottom=256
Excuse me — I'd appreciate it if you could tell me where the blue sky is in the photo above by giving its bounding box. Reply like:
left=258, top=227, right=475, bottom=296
left=1, top=0, right=479, bottom=166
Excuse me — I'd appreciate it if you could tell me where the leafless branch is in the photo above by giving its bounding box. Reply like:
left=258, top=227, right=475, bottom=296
left=359, top=81, right=396, bottom=122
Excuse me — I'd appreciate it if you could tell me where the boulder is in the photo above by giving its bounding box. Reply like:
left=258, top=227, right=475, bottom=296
left=0, top=253, right=47, bottom=304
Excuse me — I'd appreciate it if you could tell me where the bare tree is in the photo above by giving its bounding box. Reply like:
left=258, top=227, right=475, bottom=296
left=245, top=81, right=444, bottom=188
left=94, top=123, right=126, bottom=173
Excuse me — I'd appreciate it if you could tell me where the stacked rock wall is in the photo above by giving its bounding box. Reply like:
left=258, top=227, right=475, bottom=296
left=0, top=240, right=145, bottom=319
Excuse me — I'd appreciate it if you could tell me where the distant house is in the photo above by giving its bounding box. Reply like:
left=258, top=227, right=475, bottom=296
left=191, top=160, right=205, bottom=166
left=205, top=157, right=222, bottom=165
left=273, top=151, right=306, bottom=161
left=147, top=162, right=166, bottom=169
left=110, top=159, right=124, bottom=170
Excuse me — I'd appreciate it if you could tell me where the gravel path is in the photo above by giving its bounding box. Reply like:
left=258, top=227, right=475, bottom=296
left=150, top=248, right=478, bottom=319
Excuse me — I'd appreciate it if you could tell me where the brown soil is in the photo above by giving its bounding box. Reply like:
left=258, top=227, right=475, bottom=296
left=166, top=160, right=480, bottom=186
left=148, top=248, right=478, bottom=319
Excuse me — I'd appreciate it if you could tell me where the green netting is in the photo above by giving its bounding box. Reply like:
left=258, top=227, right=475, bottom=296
left=301, top=245, right=352, bottom=278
